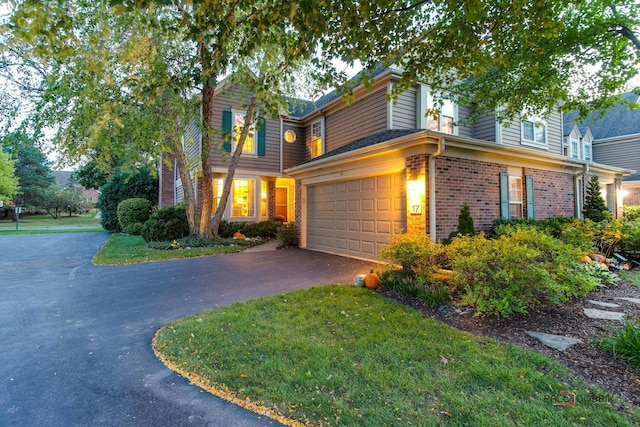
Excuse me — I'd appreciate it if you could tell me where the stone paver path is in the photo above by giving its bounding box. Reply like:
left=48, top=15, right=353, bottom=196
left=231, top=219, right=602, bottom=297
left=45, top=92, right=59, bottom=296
left=527, top=293, right=639, bottom=351
left=583, top=308, right=626, bottom=321
left=587, top=300, right=620, bottom=308
left=525, top=331, right=583, bottom=351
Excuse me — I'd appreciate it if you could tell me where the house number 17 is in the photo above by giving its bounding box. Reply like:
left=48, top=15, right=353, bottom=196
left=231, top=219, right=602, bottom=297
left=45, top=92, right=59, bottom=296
left=410, top=204, right=422, bottom=214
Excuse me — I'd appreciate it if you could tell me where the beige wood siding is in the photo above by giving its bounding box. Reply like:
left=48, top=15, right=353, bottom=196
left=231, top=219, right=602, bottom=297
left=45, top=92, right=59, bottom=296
left=593, top=139, right=640, bottom=171
left=470, top=113, right=497, bottom=142
left=501, top=112, right=563, bottom=154
left=456, top=105, right=474, bottom=139
left=323, top=88, right=389, bottom=153
left=209, top=84, right=281, bottom=174
left=282, top=122, right=307, bottom=170
left=306, top=172, right=406, bottom=260
left=392, top=86, right=416, bottom=129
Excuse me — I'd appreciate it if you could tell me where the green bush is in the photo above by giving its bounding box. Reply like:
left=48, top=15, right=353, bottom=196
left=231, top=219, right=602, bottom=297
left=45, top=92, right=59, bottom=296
left=623, top=205, right=640, bottom=222
left=141, top=205, right=189, bottom=242
left=378, top=233, right=444, bottom=275
left=146, top=235, right=254, bottom=250
left=219, top=220, right=281, bottom=239
left=117, top=198, right=153, bottom=235
left=620, top=220, right=640, bottom=256
left=445, top=204, right=476, bottom=243
left=97, top=169, right=158, bottom=232
left=276, top=223, right=298, bottom=247
left=446, top=228, right=598, bottom=318
left=601, top=317, right=640, bottom=367
left=583, top=175, right=611, bottom=222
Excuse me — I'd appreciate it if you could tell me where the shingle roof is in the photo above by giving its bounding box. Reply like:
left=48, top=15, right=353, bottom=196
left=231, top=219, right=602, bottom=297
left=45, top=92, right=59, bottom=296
left=564, top=92, right=640, bottom=139
left=287, top=64, right=390, bottom=119
left=299, top=129, right=422, bottom=165
left=623, top=173, right=640, bottom=182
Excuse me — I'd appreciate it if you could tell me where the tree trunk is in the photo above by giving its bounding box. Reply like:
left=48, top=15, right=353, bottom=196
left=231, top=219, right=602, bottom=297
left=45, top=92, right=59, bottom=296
left=199, top=79, right=216, bottom=238
left=165, top=131, right=198, bottom=235
left=210, top=95, right=258, bottom=236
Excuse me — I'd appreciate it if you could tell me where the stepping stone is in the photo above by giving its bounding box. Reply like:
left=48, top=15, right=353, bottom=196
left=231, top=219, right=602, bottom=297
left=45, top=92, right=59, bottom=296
left=587, top=300, right=620, bottom=308
left=583, top=308, right=625, bottom=321
left=615, top=297, right=640, bottom=305
left=525, top=331, right=583, bottom=351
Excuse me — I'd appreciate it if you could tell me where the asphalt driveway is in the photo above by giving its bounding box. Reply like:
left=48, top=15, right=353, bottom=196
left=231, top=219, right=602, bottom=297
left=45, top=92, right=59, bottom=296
left=0, top=233, right=372, bottom=426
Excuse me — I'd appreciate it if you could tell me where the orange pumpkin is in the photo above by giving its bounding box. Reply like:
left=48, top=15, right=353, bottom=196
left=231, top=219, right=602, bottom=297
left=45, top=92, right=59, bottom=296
left=233, top=231, right=246, bottom=240
left=589, top=253, right=607, bottom=264
left=579, top=255, right=593, bottom=264
left=364, top=269, right=380, bottom=289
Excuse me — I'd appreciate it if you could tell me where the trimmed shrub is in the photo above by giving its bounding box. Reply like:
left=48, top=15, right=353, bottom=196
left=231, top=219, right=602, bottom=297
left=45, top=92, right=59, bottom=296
left=446, top=228, right=598, bottom=318
left=621, top=220, right=640, bottom=257
left=276, top=223, right=298, bottom=247
left=623, top=206, right=640, bottom=222
left=378, top=233, right=444, bottom=275
left=583, top=175, right=610, bottom=222
left=218, top=220, right=281, bottom=239
left=141, top=205, right=189, bottom=242
left=117, top=198, right=153, bottom=235
left=445, top=204, right=476, bottom=243
left=97, top=169, right=158, bottom=232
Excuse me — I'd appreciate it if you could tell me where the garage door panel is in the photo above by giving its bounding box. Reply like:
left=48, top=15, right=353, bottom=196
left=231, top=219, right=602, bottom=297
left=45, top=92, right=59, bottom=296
left=377, top=220, right=393, bottom=235
left=307, top=173, right=406, bottom=260
left=361, top=220, right=374, bottom=233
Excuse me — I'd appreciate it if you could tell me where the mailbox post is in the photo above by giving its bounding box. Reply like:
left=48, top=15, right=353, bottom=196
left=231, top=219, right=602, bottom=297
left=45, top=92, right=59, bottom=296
left=15, top=206, right=21, bottom=230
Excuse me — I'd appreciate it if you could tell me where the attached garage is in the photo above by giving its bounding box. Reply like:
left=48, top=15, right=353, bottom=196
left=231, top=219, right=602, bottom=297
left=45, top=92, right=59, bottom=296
left=306, top=173, right=406, bottom=260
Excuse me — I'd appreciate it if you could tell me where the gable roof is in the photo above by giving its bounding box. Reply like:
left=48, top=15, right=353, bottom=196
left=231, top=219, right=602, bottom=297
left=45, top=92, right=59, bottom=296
left=564, top=92, right=640, bottom=140
left=287, top=64, right=390, bottom=119
left=299, top=129, right=421, bottom=165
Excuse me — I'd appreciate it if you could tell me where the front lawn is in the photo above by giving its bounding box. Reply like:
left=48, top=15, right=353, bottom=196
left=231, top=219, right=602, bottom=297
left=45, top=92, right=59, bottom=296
left=93, top=233, right=254, bottom=265
left=154, top=285, right=638, bottom=427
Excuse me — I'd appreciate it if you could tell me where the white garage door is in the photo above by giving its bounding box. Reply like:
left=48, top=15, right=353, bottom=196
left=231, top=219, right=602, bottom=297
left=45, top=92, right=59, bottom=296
left=306, top=173, right=406, bottom=260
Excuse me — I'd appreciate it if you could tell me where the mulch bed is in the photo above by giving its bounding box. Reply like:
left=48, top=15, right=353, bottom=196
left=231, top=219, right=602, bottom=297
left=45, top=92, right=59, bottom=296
left=381, top=278, right=640, bottom=408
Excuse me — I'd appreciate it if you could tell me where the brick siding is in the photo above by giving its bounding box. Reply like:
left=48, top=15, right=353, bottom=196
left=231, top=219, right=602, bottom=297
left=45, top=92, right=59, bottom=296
left=524, top=167, right=576, bottom=219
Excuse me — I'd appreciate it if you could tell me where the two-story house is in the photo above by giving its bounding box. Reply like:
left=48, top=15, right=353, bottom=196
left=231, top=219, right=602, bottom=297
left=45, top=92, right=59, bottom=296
left=160, top=67, right=631, bottom=261
left=563, top=92, right=640, bottom=207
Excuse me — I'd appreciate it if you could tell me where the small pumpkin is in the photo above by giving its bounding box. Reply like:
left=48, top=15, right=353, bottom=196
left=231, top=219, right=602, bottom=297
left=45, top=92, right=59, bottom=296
left=589, top=253, right=607, bottom=264
left=579, top=255, right=593, bottom=264
left=364, top=269, right=380, bottom=289
left=233, top=231, right=246, bottom=240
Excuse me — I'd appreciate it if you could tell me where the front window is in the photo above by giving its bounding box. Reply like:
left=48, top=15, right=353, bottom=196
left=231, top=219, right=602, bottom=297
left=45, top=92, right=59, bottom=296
left=584, top=142, right=592, bottom=161
left=570, top=138, right=580, bottom=159
left=233, top=111, right=256, bottom=154
left=212, top=179, right=224, bottom=213
left=427, top=98, right=456, bottom=134
left=509, top=176, right=523, bottom=219
left=521, top=112, right=546, bottom=145
left=311, top=119, right=324, bottom=157
left=232, top=179, right=255, bottom=217
left=260, top=179, right=267, bottom=217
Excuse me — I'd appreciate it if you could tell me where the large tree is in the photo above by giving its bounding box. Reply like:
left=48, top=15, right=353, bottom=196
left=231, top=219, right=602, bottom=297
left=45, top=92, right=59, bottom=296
left=1, top=132, right=54, bottom=210
left=0, top=148, right=18, bottom=202
left=3, top=0, right=639, bottom=234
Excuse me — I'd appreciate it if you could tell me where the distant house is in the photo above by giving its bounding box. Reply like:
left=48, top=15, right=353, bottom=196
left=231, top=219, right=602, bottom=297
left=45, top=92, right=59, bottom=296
left=563, top=92, right=640, bottom=207
left=51, top=170, right=100, bottom=204
left=160, top=67, right=631, bottom=261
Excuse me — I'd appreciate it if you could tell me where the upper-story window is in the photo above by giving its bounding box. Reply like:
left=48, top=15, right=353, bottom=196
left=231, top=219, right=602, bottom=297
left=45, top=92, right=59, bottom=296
left=584, top=141, right=592, bottom=161
left=427, top=98, right=456, bottom=134
left=311, top=118, right=324, bottom=158
left=521, top=112, right=546, bottom=146
left=570, top=138, right=580, bottom=159
left=233, top=110, right=256, bottom=154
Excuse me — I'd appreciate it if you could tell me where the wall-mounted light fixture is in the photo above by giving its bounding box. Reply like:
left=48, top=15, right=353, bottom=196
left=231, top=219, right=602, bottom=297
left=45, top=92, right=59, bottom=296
left=283, top=129, right=297, bottom=143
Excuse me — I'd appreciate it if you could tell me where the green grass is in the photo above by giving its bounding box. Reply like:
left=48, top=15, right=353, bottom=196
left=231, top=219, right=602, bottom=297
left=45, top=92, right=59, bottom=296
left=620, top=270, right=640, bottom=289
left=93, top=233, right=250, bottom=265
left=154, top=285, right=639, bottom=427
left=0, top=211, right=104, bottom=234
